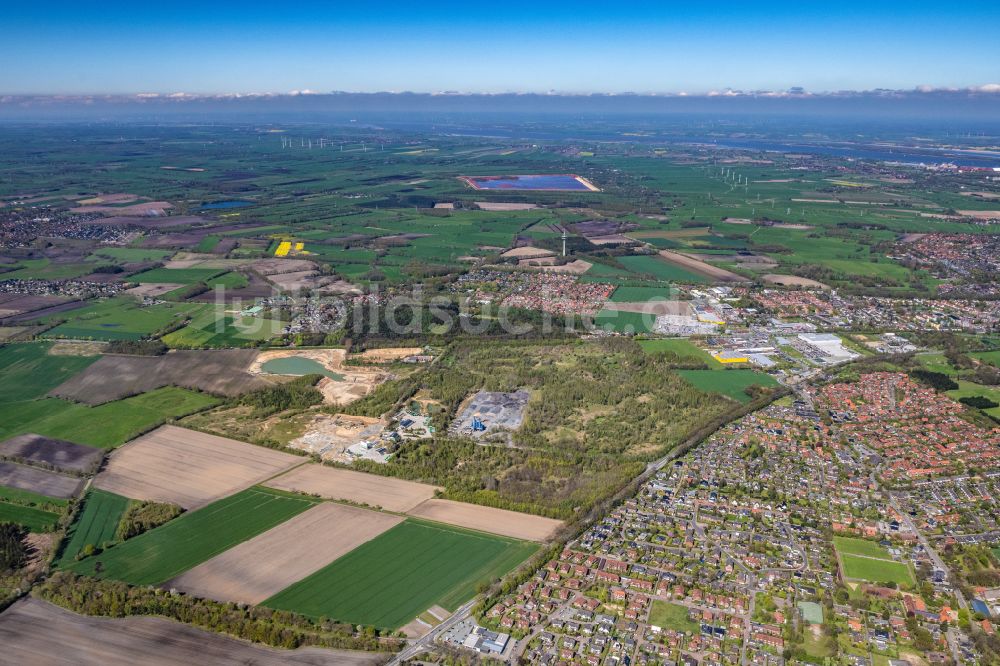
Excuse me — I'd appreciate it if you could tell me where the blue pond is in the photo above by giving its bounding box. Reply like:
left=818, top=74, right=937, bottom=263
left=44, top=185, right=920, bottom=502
left=467, top=174, right=593, bottom=191
left=199, top=200, right=255, bottom=210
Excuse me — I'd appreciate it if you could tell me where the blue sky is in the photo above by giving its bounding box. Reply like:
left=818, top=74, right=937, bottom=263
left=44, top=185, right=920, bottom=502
left=3, top=1, right=999, bottom=94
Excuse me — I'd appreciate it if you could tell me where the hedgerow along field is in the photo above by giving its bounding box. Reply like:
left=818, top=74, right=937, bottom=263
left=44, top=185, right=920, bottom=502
left=264, top=519, right=538, bottom=629
left=0, top=386, right=219, bottom=448
left=65, top=487, right=318, bottom=585
left=55, top=489, right=130, bottom=566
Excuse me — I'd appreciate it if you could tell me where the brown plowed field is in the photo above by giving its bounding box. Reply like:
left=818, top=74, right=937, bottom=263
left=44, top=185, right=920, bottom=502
left=0, top=598, right=385, bottom=666
left=406, top=499, right=563, bottom=542
left=168, top=502, right=403, bottom=604
left=264, top=464, right=439, bottom=513
left=657, top=250, right=747, bottom=282
left=0, top=434, right=103, bottom=473
left=94, top=425, right=302, bottom=508
left=50, top=349, right=267, bottom=405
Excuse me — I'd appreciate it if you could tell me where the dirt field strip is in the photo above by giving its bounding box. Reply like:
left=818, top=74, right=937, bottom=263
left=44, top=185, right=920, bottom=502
left=264, top=464, right=439, bottom=513
left=0, top=598, right=384, bottom=666
left=0, top=434, right=103, bottom=473
left=168, top=502, right=403, bottom=604
left=761, top=273, right=831, bottom=289
left=406, top=498, right=563, bottom=542
left=94, top=425, right=303, bottom=509
left=657, top=250, right=747, bottom=282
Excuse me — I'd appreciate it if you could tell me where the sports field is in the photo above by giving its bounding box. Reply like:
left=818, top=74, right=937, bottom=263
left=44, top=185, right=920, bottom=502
left=677, top=369, right=779, bottom=403
left=833, top=537, right=915, bottom=586
left=264, top=520, right=538, bottom=629
left=66, top=487, right=318, bottom=585
left=839, top=553, right=915, bottom=586
left=55, top=489, right=130, bottom=566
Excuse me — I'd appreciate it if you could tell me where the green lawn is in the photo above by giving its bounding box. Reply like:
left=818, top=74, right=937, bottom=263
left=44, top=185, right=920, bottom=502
left=833, top=536, right=892, bottom=559
left=973, top=350, right=1000, bottom=369
left=265, top=519, right=538, bottom=629
left=0, top=501, right=61, bottom=531
left=0, top=342, right=98, bottom=403
left=66, top=487, right=317, bottom=585
left=839, top=553, right=915, bottom=586
left=677, top=369, right=779, bottom=403
left=55, top=489, right=131, bottom=567
left=0, top=387, right=219, bottom=448
left=648, top=600, right=699, bottom=632
left=639, top=338, right=722, bottom=367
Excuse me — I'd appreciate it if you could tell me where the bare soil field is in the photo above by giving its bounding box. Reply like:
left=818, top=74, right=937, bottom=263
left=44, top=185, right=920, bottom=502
left=168, top=502, right=403, bottom=604
left=265, top=464, right=439, bottom=513
left=50, top=349, right=267, bottom=405
left=77, top=193, right=140, bottom=205
left=94, top=425, right=303, bottom=509
left=72, top=201, right=173, bottom=215
left=603, top=300, right=692, bottom=316
left=47, top=341, right=105, bottom=356
left=0, top=598, right=384, bottom=666
left=959, top=210, right=1000, bottom=220
left=83, top=215, right=208, bottom=229
left=251, top=349, right=388, bottom=405
left=657, top=250, right=747, bottom=282
left=125, top=283, right=183, bottom=298
left=356, top=347, right=424, bottom=363
left=0, top=294, right=69, bottom=317
left=537, top=259, right=592, bottom=274
left=1, top=300, right=88, bottom=325
left=0, top=434, right=103, bottom=473
left=474, top=201, right=538, bottom=211
left=500, top=246, right=555, bottom=259
left=629, top=227, right=710, bottom=239
left=406, top=498, right=563, bottom=542
left=588, top=234, right=636, bottom=245
left=0, top=461, right=84, bottom=499
left=163, top=254, right=251, bottom=270
left=761, top=274, right=831, bottom=289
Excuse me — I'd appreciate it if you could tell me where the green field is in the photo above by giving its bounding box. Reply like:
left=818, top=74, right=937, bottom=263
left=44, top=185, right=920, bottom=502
left=0, top=342, right=98, bottom=403
left=608, top=285, right=677, bottom=302
left=833, top=536, right=893, bottom=559
left=67, top=487, right=317, bottom=585
left=129, top=267, right=228, bottom=284
left=44, top=298, right=206, bottom=341
left=677, top=369, right=779, bottom=403
left=55, top=489, right=131, bottom=566
left=946, top=380, right=1000, bottom=419
left=0, top=386, right=219, bottom=448
left=593, top=309, right=656, bottom=334
left=162, top=307, right=283, bottom=348
left=0, top=501, right=61, bottom=531
left=617, top=255, right=708, bottom=283
left=648, top=600, right=699, bottom=632
left=87, top=248, right=173, bottom=263
left=639, top=338, right=722, bottom=367
left=264, top=519, right=538, bottom=629
left=839, top=553, right=915, bottom=586
left=973, top=350, right=1000, bottom=369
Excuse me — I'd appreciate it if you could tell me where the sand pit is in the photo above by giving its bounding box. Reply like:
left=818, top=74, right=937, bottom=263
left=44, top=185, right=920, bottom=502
left=406, top=499, right=562, bottom=542
left=657, top=250, right=747, bottom=283
left=288, top=414, right=384, bottom=460
left=94, top=426, right=303, bottom=509
left=762, top=274, right=830, bottom=289
left=251, top=349, right=387, bottom=406
left=356, top=347, right=424, bottom=363
left=265, top=464, right=439, bottom=513
left=168, top=502, right=403, bottom=604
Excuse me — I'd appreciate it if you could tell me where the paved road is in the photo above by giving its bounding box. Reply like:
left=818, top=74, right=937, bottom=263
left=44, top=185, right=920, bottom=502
left=388, top=600, right=477, bottom=666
